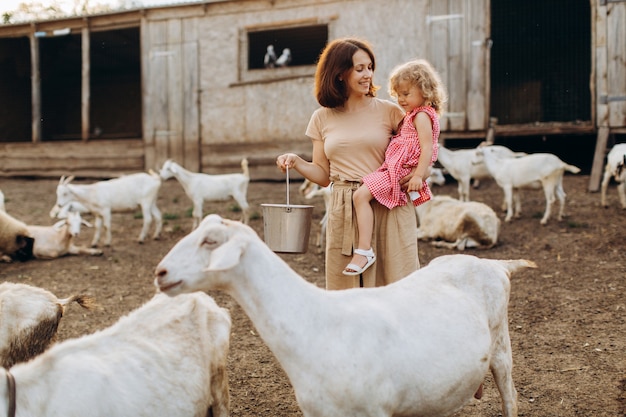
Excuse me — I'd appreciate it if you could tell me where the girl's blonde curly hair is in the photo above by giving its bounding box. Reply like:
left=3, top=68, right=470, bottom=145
left=388, top=59, right=447, bottom=116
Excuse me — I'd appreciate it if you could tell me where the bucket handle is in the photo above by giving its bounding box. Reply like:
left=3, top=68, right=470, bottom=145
left=285, top=167, right=291, bottom=207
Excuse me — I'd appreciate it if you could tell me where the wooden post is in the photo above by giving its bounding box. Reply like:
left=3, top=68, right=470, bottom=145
left=485, top=117, right=497, bottom=145
left=81, top=22, right=90, bottom=142
left=30, top=27, right=41, bottom=143
left=588, top=126, right=609, bottom=192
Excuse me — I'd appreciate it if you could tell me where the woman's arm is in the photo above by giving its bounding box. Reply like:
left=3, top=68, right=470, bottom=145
left=276, top=139, right=331, bottom=187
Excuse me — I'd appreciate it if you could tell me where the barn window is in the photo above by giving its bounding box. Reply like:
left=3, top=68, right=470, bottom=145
left=237, top=23, right=328, bottom=84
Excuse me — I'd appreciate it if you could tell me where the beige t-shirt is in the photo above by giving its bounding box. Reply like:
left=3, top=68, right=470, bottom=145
left=305, top=97, right=404, bottom=182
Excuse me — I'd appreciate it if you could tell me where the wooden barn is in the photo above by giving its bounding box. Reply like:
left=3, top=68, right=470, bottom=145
left=0, top=0, right=624, bottom=188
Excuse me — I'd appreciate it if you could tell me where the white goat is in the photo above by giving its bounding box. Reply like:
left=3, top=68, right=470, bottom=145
left=437, top=144, right=526, bottom=201
left=600, top=143, right=626, bottom=209
left=0, top=190, right=5, bottom=213
left=476, top=146, right=581, bottom=224
left=27, top=211, right=103, bottom=259
left=0, top=210, right=34, bottom=262
left=415, top=195, right=500, bottom=250
left=159, top=158, right=250, bottom=229
left=0, top=292, right=231, bottom=417
left=155, top=214, right=537, bottom=417
left=0, top=282, right=96, bottom=368
left=51, top=173, right=163, bottom=247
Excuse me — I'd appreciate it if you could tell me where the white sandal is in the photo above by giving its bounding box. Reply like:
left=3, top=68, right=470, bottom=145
left=342, top=248, right=376, bottom=276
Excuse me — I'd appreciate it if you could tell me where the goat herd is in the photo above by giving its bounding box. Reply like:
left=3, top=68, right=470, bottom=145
left=0, top=143, right=624, bottom=417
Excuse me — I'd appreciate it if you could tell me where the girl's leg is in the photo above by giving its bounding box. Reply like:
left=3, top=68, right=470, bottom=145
left=346, top=185, right=375, bottom=272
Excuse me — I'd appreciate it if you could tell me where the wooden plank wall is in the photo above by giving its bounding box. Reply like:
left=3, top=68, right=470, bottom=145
left=467, top=0, right=489, bottom=131
left=200, top=139, right=313, bottom=181
left=429, top=1, right=451, bottom=132
left=0, top=140, right=145, bottom=179
left=142, top=17, right=200, bottom=173
left=607, top=2, right=626, bottom=127
left=182, top=20, right=200, bottom=172
left=145, top=21, right=170, bottom=172
left=428, top=0, right=489, bottom=133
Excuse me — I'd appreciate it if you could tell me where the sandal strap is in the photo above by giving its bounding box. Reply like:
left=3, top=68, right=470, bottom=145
left=353, top=248, right=374, bottom=258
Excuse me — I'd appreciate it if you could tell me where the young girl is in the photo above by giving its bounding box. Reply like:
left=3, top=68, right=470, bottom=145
left=343, top=59, right=446, bottom=275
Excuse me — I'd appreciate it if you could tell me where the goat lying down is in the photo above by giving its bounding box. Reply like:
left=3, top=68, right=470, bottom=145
left=0, top=282, right=97, bottom=368
left=415, top=195, right=500, bottom=250
left=0, top=292, right=231, bottom=417
left=155, top=214, right=536, bottom=417
left=0, top=210, right=34, bottom=262
left=27, top=211, right=102, bottom=259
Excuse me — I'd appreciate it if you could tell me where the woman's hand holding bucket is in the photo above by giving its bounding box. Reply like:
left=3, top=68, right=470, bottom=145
left=276, top=153, right=299, bottom=173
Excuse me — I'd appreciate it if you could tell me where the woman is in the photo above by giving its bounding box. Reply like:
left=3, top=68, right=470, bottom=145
left=345, top=58, right=445, bottom=276
left=276, top=37, right=419, bottom=290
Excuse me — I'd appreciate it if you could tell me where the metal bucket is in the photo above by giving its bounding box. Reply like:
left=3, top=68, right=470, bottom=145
left=261, top=169, right=314, bottom=253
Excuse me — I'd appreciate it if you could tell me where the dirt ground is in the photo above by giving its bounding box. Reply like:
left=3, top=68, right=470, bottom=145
left=0, top=173, right=624, bottom=417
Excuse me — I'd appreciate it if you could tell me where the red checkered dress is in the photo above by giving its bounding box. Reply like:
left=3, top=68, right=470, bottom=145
left=362, top=106, right=440, bottom=209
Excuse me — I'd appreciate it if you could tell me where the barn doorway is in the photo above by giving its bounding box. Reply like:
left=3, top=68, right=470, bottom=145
left=0, top=26, right=141, bottom=143
left=39, top=27, right=141, bottom=141
left=490, top=0, right=591, bottom=126
left=89, top=28, right=142, bottom=141
left=0, top=36, right=32, bottom=143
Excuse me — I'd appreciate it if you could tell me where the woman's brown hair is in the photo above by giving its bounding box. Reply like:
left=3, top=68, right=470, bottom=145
left=314, top=38, right=378, bottom=108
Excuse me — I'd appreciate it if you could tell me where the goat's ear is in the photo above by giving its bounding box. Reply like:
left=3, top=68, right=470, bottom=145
left=53, top=220, right=65, bottom=230
left=63, top=175, right=75, bottom=185
left=204, top=235, right=247, bottom=272
left=81, top=219, right=93, bottom=228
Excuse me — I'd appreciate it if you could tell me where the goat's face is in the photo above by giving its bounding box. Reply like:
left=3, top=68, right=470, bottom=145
left=155, top=214, right=247, bottom=295
left=159, top=160, right=177, bottom=180
left=53, top=184, right=76, bottom=214
left=66, top=211, right=83, bottom=237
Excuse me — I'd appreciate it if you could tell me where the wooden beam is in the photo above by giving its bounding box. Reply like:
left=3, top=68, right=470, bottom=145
left=494, top=122, right=595, bottom=136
